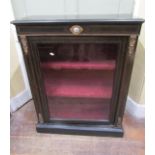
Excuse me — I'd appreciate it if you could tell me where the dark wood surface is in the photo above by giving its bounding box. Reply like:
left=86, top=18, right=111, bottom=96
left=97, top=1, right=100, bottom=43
left=36, top=123, right=123, bottom=137
left=15, top=24, right=142, bottom=36
left=13, top=18, right=144, bottom=136
left=11, top=15, right=144, bottom=25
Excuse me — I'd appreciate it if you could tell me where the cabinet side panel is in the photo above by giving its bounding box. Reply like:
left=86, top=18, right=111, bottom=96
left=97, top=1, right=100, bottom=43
left=19, top=36, right=49, bottom=123
left=114, top=35, right=138, bottom=125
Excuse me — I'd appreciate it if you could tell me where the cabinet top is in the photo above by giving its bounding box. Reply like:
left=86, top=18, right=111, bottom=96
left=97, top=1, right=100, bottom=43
left=11, top=15, right=144, bottom=25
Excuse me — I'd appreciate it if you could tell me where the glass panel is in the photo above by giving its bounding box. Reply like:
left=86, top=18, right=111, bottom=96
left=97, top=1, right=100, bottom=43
left=38, top=43, right=118, bottom=121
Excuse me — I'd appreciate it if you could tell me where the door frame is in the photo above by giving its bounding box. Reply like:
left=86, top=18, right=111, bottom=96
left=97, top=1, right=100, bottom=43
left=24, top=36, right=128, bottom=125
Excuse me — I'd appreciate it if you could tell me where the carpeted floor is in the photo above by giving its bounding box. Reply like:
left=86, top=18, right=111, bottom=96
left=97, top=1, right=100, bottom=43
left=10, top=100, right=144, bottom=155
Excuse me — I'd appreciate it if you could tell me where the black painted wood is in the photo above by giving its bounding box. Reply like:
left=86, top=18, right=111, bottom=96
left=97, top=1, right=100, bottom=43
left=36, top=123, right=123, bottom=137
left=28, top=36, right=128, bottom=125
left=12, top=17, right=144, bottom=137
left=11, top=15, right=144, bottom=25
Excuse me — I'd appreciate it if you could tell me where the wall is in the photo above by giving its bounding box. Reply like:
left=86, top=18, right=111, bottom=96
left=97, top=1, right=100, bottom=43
left=129, top=0, right=145, bottom=105
left=11, top=0, right=135, bottom=18
left=10, top=30, right=25, bottom=98
left=10, top=5, right=32, bottom=112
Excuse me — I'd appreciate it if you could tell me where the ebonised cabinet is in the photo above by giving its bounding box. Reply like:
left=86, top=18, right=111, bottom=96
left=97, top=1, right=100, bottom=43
left=12, top=16, right=144, bottom=137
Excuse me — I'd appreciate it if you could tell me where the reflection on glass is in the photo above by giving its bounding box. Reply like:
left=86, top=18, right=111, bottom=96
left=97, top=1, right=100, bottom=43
left=38, top=43, right=118, bottom=121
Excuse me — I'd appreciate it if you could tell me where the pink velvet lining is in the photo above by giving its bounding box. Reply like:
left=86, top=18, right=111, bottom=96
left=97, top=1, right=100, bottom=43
left=41, top=61, right=115, bottom=70
left=48, top=97, right=110, bottom=120
left=42, top=69, right=114, bottom=98
left=41, top=62, right=114, bottom=120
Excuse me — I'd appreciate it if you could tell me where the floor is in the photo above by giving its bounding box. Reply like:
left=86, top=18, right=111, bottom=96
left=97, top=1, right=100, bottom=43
left=11, top=100, right=145, bottom=155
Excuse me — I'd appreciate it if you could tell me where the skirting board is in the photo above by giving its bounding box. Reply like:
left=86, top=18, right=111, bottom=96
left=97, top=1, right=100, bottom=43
left=10, top=89, right=32, bottom=113
left=125, top=96, right=145, bottom=119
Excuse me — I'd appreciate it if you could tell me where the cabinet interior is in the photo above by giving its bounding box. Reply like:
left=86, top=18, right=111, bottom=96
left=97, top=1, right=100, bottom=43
left=38, top=43, right=118, bottom=121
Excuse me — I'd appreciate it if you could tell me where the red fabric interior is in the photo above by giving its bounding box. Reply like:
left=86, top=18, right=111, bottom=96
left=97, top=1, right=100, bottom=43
left=41, top=62, right=114, bottom=120
left=38, top=43, right=117, bottom=121
left=42, top=68, right=114, bottom=98
left=48, top=97, right=110, bottom=120
left=40, top=61, right=115, bottom=70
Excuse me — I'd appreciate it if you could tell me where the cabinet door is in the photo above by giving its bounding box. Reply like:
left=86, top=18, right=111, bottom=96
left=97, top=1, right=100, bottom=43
left=28, top=36, right=128, bottom=124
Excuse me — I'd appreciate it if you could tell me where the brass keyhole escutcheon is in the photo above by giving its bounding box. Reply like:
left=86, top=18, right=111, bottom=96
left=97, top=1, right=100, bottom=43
left=70, top=25, right=84, bottom=35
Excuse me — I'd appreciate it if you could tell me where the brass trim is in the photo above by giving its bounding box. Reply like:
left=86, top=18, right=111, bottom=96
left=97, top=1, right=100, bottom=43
left=117, top=117, right=122, bottom=126
left=20, top=35, right=29, bottom=55
left=69, top=25, right=84, bottom=35
left=128, top=35, right=137, bottom=56
left=38, top=113, right=43, bottom=123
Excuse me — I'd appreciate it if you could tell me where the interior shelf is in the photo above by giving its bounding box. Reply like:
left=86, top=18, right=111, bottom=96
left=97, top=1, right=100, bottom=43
left=40, top=61, right=115, bottom=70
left=45, top=83, right=112, bottom=98
left=42, top=69, right=114, bottom=98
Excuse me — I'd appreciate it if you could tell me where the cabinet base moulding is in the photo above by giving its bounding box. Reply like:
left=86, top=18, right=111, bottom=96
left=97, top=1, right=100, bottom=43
left=36, top=123, right=123, bottom=137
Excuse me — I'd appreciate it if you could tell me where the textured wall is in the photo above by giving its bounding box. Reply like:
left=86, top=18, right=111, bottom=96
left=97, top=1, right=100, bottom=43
left=11, top=0, right=134, bottom=18
left=10, top=30, right=25, bottom=98
left=129, top=41, right=145, bottom=104
left=129, top=0, right=145, bottom=104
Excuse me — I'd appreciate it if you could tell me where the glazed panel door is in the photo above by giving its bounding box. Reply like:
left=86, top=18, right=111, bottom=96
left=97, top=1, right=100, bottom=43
left=29, top=36, right=127, bottom=124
